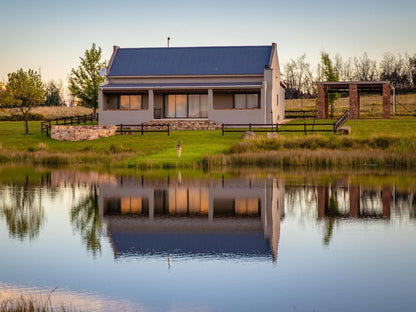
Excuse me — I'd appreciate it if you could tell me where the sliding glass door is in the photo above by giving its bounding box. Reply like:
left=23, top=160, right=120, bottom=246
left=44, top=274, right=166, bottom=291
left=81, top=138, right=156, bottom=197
left=164, top=94, right=208, bottom=118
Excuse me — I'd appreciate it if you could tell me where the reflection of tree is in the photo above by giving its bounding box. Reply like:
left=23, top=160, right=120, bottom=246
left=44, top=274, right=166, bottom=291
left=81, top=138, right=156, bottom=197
left=323, top=193, right=339, bottom=246
left=70, top=185, right=101, bottom=256
left=0, top=178, right=45, bottom=241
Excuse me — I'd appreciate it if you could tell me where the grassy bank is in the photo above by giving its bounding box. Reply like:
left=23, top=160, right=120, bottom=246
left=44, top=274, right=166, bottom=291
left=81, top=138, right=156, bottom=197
left=0, top=119, right=416, bottom=169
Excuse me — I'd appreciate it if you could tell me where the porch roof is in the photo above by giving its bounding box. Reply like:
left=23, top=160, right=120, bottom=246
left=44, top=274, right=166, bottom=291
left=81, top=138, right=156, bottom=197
left=100, top=82, right=263, bottom=91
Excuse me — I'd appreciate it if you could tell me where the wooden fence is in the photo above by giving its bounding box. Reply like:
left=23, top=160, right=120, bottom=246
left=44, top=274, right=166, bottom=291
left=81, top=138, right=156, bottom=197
left=41, top=113, right=98, bottom=136
left=285, top=110, right=317, bottom=119
left=116, top=123, right=170, bottom=136
left=222, top=110, right=349, bottom=136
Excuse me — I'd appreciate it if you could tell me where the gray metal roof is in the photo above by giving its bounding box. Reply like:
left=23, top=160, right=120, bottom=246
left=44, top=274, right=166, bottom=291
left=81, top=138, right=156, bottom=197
left=108, top=46, right=272, bottom=76
left=101, top=82, right=262, bottom=90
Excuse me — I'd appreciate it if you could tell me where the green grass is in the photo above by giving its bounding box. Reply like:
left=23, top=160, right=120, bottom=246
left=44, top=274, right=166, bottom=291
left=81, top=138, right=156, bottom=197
left=0, top=119, right=416, bottom=169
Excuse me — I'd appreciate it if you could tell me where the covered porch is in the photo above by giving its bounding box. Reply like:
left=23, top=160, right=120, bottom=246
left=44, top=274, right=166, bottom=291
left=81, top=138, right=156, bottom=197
left=99, top=82, right=268, bottom=126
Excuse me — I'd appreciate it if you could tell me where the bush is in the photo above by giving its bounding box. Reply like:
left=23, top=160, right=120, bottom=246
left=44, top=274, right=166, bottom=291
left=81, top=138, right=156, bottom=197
left=0, top=112, right=44, bottom=121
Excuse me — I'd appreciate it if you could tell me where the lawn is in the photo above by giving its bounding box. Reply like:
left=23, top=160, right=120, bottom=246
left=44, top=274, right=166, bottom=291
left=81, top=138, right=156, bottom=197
left=0, top=118, right=415, bottom=168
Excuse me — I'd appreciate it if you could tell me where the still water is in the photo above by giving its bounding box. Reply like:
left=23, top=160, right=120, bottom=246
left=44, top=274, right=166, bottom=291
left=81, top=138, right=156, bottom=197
left=0, top=168, right=415, bottom=311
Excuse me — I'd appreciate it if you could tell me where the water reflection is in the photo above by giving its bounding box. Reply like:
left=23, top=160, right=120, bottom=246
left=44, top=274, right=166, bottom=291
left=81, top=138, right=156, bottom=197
left=99, top=176, right=284, bottom=261
left=70, top=185, right=101, bottom=256
left=0, top=178, right=45, bottom=241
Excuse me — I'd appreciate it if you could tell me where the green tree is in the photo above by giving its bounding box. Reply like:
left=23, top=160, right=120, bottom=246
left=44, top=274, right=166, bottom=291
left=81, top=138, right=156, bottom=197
left=68, top=43, right=106, bottom=113
left=44, top=80, right=63, bottom=106
left=0, top=69, right=45, bottom=134
left=320, top=52, right=340, bottom=118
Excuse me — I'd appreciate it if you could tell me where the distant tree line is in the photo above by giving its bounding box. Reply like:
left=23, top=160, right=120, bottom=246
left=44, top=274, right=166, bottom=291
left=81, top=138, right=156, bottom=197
left=283, top=52, right=416, bottom=99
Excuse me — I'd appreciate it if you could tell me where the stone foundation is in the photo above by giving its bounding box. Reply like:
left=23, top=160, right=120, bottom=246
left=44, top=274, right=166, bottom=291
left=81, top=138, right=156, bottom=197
left=51, top=125, right=117, bottom=141
left=144, top=119, right=222, bottom=130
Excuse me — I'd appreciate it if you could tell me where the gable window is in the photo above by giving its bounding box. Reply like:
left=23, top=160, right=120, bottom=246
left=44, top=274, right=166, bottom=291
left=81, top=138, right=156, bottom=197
left=234, top=94, right=259, bottom=109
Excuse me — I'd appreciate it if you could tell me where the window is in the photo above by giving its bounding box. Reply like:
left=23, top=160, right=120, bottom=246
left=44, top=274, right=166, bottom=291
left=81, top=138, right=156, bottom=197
left=234, top=94, right=259, bottom=109
left=164, top=94, right=208, bottom=118
left=120, top=95, right=142, bottom=110
left=104, top=94, right=146, bottom=110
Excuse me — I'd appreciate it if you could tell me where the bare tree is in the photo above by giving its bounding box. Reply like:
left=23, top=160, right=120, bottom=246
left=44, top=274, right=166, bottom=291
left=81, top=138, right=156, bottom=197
left=353, top=52, right=377, bottom=81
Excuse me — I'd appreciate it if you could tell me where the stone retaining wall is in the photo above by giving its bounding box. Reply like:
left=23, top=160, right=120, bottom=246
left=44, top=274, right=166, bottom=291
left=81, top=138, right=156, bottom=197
left=144, top=120, right=222, bottom=130
left=51, top=125, right=117, bottom=141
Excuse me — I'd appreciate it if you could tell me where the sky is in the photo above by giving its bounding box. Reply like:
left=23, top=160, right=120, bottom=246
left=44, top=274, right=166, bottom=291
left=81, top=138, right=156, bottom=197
left=0, top=0, right=415, bottom=90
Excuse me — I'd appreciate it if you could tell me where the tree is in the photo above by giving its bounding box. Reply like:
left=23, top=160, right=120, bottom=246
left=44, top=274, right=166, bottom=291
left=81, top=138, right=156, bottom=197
left=320, top=52, right=340, bottom=118
left=379, top=53, right=410, bottom=90
left=353, top=52, right=377, bottom=81
left=0, top=69, right=45, bottom=134
left=68, top=43, right=106, bottom=113
left=282, top=54, right=315, bottom=101
left=44, top=80, right=63, bottom=106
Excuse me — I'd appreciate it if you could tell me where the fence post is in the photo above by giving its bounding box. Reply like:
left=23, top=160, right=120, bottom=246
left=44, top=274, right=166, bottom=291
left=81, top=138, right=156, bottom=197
left=84, top=115, right=87, bottom=124
left=46, top=125, right=49, bottom=137
left=249, top=123, right=252, bottom=131
left=276, top=123, right=279, bottom=133
left=141, top=123, right=144, bottom=135
left=304, top=123, right=306, bottom=135
left=120, top=124, right=123, bottom=135
left=64, top=118, right=66, bottom=125
left=167, top=124, right=170, bottom=136
left=222, top=124, right=224, bottom=136
left=71, top=116, right=73, bottom=125
left=333, top=122, right=336, bottom=134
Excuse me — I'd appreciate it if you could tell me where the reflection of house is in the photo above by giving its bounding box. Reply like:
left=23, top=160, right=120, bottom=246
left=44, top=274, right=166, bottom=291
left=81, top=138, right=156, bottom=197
left=99, top=176, right=284, bottom=261
left=98, top=44, right=285, bottom=127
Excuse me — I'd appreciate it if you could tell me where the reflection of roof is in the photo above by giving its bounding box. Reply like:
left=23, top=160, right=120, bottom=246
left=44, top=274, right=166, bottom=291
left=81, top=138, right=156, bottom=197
left=110, top=232, right=270, bottom=258
left=108, top=46, right=272, bottom=76
left=105, top=217, right=270, bottom=258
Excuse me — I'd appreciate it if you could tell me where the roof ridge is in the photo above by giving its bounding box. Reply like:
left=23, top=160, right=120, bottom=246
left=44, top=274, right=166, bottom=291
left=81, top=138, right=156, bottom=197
left=117, top=45, right=272, bottom=50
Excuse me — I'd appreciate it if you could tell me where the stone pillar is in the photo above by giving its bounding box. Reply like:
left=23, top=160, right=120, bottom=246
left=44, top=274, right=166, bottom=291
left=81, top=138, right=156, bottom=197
left=382, top=83, right=391, bottom=119
left=349, top=84, right=360, bottom=119
left=349, top=185, right=360, bottom=218
left=382, top=185, right=391, bottom=219
left=317, top=84, right=329, bottom=119
left=317, top=185, right=329, bottom=218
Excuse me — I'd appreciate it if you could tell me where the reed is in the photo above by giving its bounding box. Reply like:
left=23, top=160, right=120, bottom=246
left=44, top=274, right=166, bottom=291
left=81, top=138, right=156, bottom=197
left=0, top=291, right=78, bottom=312
left=203, top=149, right=416, bottom=169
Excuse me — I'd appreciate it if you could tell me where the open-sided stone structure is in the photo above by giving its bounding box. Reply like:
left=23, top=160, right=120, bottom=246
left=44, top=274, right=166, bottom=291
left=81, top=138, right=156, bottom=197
left=317, top=81, right=391, bottom=119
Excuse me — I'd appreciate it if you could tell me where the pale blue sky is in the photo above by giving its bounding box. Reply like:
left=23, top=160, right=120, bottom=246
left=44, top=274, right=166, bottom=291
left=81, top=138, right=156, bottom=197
left=1, top=0, right=415, bottom=86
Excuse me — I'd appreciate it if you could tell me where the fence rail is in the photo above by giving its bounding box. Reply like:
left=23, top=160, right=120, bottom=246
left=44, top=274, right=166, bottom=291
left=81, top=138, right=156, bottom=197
left=116, top=123, right=170, bottom=136
left=222, top=110, right=349, bottom=136
left=41, top=113, right=99, bottom=136
left=285, top=110, right=317, bottom=119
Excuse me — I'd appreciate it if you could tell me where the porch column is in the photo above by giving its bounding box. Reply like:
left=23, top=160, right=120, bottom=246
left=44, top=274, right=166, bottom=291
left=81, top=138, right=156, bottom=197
left=382, top=83, right=391, bottom=119
left=207, top=89, right=213, bottom=120
left=317, top=84, right=328, bottom=119
left=349, top=84, right=360, bottom=119
left=148, top=89, right=154, bottom=119
left=261, top=81, right=267, bottom=123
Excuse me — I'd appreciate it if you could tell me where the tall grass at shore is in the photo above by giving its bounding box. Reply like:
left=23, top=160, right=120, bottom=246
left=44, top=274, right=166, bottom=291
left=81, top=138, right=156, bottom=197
left=0, top=292, right=78, bottom=312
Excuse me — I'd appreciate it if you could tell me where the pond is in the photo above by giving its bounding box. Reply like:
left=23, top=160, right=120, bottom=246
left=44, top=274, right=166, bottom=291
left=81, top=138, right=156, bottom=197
left=0, top=167, right=415, bottom=311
